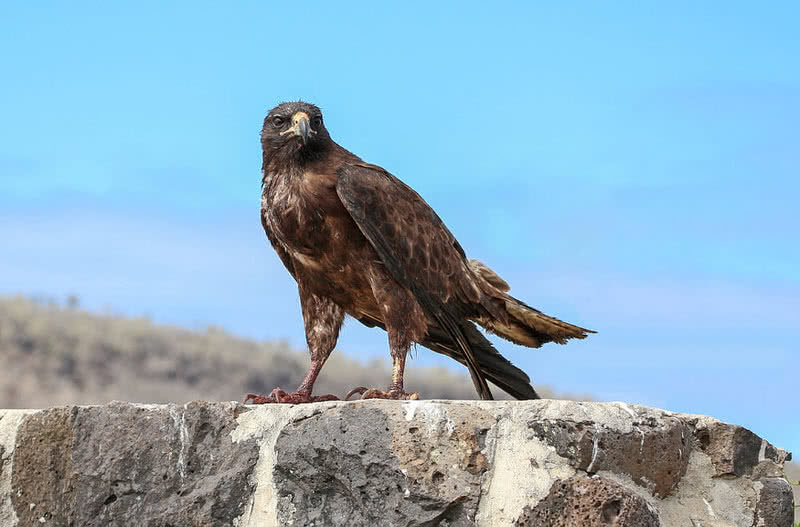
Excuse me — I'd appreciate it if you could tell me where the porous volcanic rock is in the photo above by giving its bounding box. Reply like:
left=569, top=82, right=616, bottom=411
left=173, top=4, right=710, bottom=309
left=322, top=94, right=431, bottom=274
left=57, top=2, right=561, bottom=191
left=0, top=400, right=793, bottom=526
left=514, top=475, right=660, bottom=527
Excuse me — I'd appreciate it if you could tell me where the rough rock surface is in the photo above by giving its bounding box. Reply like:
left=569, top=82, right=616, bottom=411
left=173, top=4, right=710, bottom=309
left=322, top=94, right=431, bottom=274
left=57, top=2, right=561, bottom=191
left=0, top=400, right=793, bottom=526
left=514, top=475, right=660, bottom=526
left=8, top=402, right=258, bottom=526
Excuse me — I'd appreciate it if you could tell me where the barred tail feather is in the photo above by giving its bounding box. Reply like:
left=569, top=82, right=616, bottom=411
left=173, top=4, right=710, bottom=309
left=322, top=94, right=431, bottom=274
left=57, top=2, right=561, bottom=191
left=469, top=259, right=595, bottom=348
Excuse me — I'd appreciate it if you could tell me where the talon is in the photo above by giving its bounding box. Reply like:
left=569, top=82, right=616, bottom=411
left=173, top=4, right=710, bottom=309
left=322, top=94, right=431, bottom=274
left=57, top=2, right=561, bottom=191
left=360, top=388, right=382, bottom=399
left=244, top=391, right=281, bottom=404
left=345, top=387, right=369, bottom=400
left=344, top=387, right=420, bottom=401
left=243, top=388, right=340, bottom=404
left=243, top=393, right=272, bottom=404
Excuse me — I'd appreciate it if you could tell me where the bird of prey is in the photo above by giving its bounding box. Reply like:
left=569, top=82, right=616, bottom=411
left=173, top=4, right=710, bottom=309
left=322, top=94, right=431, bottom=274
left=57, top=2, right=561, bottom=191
left=245, top=101, right=593, bottom=404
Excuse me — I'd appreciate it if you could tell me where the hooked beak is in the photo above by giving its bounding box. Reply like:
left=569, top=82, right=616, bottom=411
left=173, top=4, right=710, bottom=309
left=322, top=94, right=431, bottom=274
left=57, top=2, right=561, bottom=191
left=296, top=115, right=310, bottom=144
left=280, top=111, right=312, bottom=145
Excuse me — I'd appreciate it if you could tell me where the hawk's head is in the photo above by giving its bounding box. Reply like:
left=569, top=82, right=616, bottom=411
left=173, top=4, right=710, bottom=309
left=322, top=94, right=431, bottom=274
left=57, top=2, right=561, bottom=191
left=261, top=101, right=330, bottom=164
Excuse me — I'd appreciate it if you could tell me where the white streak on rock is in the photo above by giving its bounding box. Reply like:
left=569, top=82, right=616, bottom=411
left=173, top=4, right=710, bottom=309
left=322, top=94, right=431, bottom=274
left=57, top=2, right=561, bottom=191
left=586, top=426, right=601, bottom=473
left=232, top=403, right=332, bottom=527
left=638, top=427, right=645, bottom=457
left=476, top=402, right=576, bottom=526
left=617, top=402, right=637, bottom=420
left=404, top=401, right=421, bottom=422
left=169, top=405, right=189, bottom=480
left=0, top=410, right=38, bottom=527
left=702, top=497, right=716, bottom=518
left=403, top=401, right=454, bottom=437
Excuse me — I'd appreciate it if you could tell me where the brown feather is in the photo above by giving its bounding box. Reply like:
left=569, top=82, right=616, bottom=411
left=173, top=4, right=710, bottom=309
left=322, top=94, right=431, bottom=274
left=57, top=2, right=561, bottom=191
left=259, top=101, right=594, bottom=401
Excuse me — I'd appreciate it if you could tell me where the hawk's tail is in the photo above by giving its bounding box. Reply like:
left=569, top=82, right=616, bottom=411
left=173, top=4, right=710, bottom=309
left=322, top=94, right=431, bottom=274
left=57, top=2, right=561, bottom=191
left=422, top=322, right=539, bottom=400
left=469, top=260, right=595, bottom=348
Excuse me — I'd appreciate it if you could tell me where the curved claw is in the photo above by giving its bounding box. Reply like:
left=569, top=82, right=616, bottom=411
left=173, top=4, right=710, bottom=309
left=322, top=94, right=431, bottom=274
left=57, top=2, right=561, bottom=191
left=344, top=387, right=420, bottom=401
left=243, top=391, right=280, bottom=404
left=311, top=393, right=340, bottom=402
left=243, top=388, right=340, bottom=404
left=344, top=387, right=369, bottom=401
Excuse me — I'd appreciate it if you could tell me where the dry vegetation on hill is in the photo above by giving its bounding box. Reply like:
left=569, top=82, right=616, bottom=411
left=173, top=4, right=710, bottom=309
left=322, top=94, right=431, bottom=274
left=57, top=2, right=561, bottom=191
left=0, top=296, right=589, bottom=408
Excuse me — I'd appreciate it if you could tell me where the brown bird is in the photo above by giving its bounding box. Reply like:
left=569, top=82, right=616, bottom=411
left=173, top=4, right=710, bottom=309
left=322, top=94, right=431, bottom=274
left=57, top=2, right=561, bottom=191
left=245, top=101, right=593, bottom=404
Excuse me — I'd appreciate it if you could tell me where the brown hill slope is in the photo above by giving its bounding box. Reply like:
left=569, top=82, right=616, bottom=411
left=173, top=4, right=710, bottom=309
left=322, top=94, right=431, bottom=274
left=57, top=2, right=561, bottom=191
left=0, top=296, right=586, bottom=408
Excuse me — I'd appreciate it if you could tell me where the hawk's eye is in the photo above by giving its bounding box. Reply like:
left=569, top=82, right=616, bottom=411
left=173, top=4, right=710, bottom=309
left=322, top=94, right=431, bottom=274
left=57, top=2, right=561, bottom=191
left=312, top=116, right=322, bottom=128
left=271, top=116, right=285, bottom=127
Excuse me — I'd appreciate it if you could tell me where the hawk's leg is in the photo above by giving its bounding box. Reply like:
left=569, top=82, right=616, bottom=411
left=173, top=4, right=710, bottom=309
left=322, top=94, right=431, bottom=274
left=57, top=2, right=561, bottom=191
left=245, top=288, right=344, bottom=404
left=345, top=271, right=424, bottom=401
left=344, top=347, right=419, bottom=400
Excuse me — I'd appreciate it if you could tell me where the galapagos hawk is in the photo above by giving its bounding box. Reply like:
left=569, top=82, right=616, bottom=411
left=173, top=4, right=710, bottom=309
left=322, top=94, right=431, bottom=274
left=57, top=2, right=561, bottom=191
left=246, top=101, right=593, bottom=403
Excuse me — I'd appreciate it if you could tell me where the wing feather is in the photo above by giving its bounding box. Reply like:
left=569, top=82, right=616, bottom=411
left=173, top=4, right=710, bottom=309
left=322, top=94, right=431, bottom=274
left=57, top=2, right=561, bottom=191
left=336, top=162, right=492, bottom=399
left=336, top=163, right=476, bottom=303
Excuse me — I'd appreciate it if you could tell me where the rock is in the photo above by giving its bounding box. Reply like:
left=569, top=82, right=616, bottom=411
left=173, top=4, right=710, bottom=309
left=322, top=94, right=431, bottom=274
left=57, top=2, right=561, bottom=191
left=754, top=478, right=794, bottom=527
left=0, top=400, right=794, bottom=526
left=514, top=475, right=660, bottom=527
left=695, top=420, right=768, bottom=477
left=7, top=402, right=258, bottom=526
left=273, top=403, right=493, bottom=526
left=528, top=408, right=691, bottom=497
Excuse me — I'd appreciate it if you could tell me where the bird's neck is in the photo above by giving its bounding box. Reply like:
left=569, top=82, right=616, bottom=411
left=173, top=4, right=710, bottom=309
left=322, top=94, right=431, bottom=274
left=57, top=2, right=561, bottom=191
left=262, top=142, right=334, bottom=181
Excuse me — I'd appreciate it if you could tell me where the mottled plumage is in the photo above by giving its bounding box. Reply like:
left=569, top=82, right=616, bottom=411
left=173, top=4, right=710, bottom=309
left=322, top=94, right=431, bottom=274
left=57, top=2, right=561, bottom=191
left=247, top=101, right=593, bottom=404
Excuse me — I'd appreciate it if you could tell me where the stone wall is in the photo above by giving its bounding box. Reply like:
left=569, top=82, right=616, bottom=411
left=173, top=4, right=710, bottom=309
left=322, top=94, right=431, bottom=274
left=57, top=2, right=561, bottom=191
left=0, top=400, right=793, bottom=526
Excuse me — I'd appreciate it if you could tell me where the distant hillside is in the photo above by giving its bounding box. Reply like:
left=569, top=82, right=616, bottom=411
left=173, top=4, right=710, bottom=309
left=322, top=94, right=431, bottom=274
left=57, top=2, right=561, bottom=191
left=0, top=296, right=583, bottom=408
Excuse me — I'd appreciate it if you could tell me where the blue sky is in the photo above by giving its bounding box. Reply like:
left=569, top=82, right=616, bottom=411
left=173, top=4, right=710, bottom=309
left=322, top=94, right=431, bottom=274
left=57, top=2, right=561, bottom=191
left=1, top=3, right=798, bottom=453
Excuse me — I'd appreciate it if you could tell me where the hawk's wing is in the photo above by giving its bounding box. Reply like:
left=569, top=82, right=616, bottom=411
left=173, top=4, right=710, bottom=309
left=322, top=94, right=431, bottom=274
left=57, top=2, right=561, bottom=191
left=336, top=163, right=481, bottom=305
left=336, top=162, right=493, bottom=399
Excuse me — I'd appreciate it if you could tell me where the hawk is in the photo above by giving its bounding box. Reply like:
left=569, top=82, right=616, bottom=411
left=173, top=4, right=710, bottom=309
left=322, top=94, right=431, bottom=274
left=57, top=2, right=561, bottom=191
left=246, top=101, right=593, bottom=403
